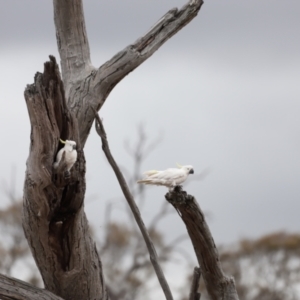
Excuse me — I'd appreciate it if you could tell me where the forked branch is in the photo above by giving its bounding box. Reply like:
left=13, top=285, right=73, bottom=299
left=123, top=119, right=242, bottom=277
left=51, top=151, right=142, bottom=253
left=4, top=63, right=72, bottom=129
left=94, top=112, right=173, bottom=300
left=53, top=0, right=204, bottom=147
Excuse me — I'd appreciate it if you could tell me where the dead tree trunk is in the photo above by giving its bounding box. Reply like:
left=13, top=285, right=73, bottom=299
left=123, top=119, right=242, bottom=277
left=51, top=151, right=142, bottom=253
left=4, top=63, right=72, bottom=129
left=23, top=56, right=108, bottom=300
left=0, top=1, right=205, bottom=300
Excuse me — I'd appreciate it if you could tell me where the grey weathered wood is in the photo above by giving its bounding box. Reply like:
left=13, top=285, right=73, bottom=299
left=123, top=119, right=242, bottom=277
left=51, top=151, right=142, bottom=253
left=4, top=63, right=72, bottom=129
left=165, top=187, right=239, bottom=300
left=23, top=56, right=108, bottom=300
left=53, top=0, right=93, bottom=97
left=21, top=0, right=204, bottom=299
left=53, top=0, right=204, bottom=147
left=0, top=273, right=65, bottom=300
left=94, top=113, right=174, bottom=300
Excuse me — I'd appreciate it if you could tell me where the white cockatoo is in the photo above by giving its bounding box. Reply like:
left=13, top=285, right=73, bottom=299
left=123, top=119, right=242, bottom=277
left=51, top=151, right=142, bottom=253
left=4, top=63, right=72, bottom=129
left=137, top=164, right=194, bottom=190
left=53, top=139, right=77, bottom=171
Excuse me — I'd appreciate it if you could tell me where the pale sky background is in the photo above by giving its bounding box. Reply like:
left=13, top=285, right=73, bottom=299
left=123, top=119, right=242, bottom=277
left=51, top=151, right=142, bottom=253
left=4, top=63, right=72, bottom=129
left=0, top=0, right=300, bottom=291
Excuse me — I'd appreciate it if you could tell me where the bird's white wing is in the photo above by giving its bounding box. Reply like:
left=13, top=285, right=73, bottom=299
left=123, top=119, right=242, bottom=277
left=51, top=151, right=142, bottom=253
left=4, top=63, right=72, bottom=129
left=138, top=168, right=185, bottom=187
left=144, top=170, right=159, bottom=176
left=149, top=168, right=182, bottom=179
left=160, top=168, right=187, bottom=185
left=53, top=148, right=65, bottom=168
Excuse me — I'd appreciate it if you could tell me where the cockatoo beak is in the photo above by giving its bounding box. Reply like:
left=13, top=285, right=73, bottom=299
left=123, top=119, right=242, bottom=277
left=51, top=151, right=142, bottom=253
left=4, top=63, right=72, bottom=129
left=60, top=139, right=66, bottom=144
left=72, top=144, right=76, bottom=150
left=176, top=163, right=183, bottom=168
left=189, top=169, right=194, bottom=174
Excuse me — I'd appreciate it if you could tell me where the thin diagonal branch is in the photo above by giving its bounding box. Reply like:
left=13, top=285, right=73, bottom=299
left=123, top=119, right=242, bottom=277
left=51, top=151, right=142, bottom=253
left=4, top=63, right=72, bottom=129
left=94, top=112, right=173, bottom=300
left=0, top=274, right=65, bottom=300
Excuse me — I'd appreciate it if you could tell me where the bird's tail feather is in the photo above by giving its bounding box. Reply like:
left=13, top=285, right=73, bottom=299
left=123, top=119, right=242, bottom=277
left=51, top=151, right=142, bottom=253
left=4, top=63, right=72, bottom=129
left=137, top=179, right=149, bottom=184
left=137, top=179, right=157, bottom=185
left=137, top=179, right=167, bottom=186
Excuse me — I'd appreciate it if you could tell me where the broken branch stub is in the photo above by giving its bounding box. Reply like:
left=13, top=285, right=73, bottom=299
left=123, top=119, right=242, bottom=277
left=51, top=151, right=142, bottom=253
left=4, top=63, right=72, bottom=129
left=165, top=187, right=239, bottom=300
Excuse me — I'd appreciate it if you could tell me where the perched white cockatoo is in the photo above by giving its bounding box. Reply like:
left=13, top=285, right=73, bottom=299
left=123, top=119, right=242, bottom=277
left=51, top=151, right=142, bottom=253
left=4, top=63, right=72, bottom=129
left=53, top=139, right=77, bottom=171
left=137, top=164, right=194, bottom=190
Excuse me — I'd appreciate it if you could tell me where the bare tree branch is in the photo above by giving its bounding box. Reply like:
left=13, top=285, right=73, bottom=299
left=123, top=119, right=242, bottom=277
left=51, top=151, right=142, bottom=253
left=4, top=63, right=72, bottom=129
left=189, top=267, right=201, bottom=300
left=165, top=187, right=239, bottom=300
left=0, top=274, right=65, bottom=300
left=92, top=0, right=204, bottom=109
left=53, top=0, right=93, bottom=96
left=53, top=0, right=203, bottom=147
left=94, top=112, right=174, bottom=300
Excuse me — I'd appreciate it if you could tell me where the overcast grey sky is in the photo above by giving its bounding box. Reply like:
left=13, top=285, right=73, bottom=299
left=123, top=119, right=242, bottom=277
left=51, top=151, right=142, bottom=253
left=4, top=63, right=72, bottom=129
left=0, top=0, right=299, bottom=262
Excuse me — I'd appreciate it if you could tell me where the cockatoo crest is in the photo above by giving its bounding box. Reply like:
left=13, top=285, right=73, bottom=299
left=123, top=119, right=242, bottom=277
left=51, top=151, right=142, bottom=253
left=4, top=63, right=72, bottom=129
left=137, top=164, right=194, bottom=190
left=144, top=170, right=158, bottom=176
left=176, top=162, right=183, bottom=168
left=53, top=139, right=77, bottom=171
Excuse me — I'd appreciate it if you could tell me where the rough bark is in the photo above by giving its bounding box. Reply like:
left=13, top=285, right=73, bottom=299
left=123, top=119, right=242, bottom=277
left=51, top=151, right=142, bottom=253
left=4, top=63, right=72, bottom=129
left=165, top=187, right=239, bottom=300
left=23, top=56, right=107, bottom=300
left=53, top=0, right=93, bottom=98
left=53, top=0, right=204, bottom=147
left=0, top=274, right=64, bottom=300
left=21, top=0, right=204, bottom=299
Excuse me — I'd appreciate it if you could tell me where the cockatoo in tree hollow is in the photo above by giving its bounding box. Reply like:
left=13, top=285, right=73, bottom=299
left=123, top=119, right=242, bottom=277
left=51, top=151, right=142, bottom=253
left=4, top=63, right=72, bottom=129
left=53, top=139, right=77, bottom=171
left=137, top=164, right=194, bottom=190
